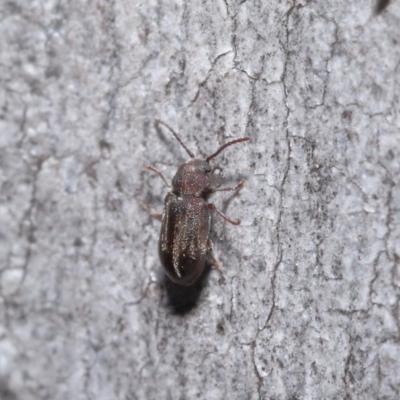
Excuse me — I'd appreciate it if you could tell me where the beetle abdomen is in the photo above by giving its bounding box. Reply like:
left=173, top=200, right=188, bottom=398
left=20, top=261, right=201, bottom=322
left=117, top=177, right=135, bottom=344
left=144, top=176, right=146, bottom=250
left=159, top=193, right=211, bottom=285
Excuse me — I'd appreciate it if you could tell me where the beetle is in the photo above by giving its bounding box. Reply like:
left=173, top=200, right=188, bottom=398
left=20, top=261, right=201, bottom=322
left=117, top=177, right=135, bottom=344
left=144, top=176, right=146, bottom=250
left=147, top=119, right=250, bottom=286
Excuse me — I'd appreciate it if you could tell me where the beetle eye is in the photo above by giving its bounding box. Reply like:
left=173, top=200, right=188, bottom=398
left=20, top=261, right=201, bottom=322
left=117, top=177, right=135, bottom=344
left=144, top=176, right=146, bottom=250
left=203, top=164, right=211, bottom=173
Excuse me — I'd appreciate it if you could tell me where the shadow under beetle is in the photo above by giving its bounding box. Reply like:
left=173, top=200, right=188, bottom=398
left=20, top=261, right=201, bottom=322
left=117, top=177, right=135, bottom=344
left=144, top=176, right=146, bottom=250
left=148, top=119, right=250, bottom=286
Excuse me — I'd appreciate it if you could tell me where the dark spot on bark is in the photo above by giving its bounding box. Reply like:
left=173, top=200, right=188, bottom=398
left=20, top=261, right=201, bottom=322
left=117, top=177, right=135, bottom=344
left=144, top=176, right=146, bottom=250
left=85, top=163, right=97, bottom=181
left=5, top=2, right=22, bottom=14
left=0, top=380, right=18, bottom=400
left=74, top=237, right=83, bottom=247
left=115, top=178, right=123, bottom=192
left=106, top=196, right=122, bottom=212
left=375, top=0, right=390, bottom=14
left=216, top=320, right=225, bottom=334
left=342, top=110, right=352, bottom=120
left=386, top=149, right=394, bottom=160
left=45, top=65, right=62, bottom=79
left=99, top=139, right=111, bottom=152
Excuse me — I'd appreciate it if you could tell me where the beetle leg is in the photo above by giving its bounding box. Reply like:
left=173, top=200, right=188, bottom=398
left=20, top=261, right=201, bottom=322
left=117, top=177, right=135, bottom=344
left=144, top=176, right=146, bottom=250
left=146, top=165, right=170, bottom=188
left=207, top=239, right=222, bottom=270
left=207, top=203, right=241, bottom=225
left=150, top=212, right=163, bottom=221
left=206, top=181, right=244, bottom=194
left=140, top=202, right=163, bottom=221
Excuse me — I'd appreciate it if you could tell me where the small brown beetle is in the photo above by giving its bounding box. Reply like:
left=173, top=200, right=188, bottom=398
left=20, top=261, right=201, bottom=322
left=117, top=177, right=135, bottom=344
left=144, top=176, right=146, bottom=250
left=148, top=119, right=250, bottom=286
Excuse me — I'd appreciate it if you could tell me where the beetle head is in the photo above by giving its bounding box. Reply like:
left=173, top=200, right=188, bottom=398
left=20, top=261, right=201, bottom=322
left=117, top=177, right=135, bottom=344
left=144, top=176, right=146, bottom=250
left=172, top=159, right=212, bottom=197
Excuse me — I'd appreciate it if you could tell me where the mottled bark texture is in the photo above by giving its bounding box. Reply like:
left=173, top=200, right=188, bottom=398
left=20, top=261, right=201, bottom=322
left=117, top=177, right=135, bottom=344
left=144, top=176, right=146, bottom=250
left=0, top=1, right=399, bottom=399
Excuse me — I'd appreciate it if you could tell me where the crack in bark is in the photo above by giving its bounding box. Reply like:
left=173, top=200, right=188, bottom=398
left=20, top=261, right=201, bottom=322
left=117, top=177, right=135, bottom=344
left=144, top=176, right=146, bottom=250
left=263, top=0, right=295, bottom=330
left=190, top=50, right=233, bottom=104
left=308, top=15, right=339, bottom=110
left=343, top=333, right=355, bottom=392
left=98, top=0, right=122, bottom=143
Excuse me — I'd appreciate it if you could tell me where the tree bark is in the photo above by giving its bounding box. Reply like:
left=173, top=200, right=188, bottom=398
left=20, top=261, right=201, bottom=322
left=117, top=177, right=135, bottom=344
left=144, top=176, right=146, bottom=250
left=0, top=1, right=399, bottom=399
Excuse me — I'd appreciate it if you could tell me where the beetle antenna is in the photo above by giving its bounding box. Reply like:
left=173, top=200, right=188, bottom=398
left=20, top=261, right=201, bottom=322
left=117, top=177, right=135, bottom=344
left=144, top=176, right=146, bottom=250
left=206, top=137, right=250, bottom=162
left=154, top=119, right=195, bottom=158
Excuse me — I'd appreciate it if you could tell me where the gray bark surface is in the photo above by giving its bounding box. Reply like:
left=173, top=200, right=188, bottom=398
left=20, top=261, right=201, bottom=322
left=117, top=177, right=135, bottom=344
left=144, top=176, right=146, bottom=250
left=0, top=1, right=399, bottom=399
